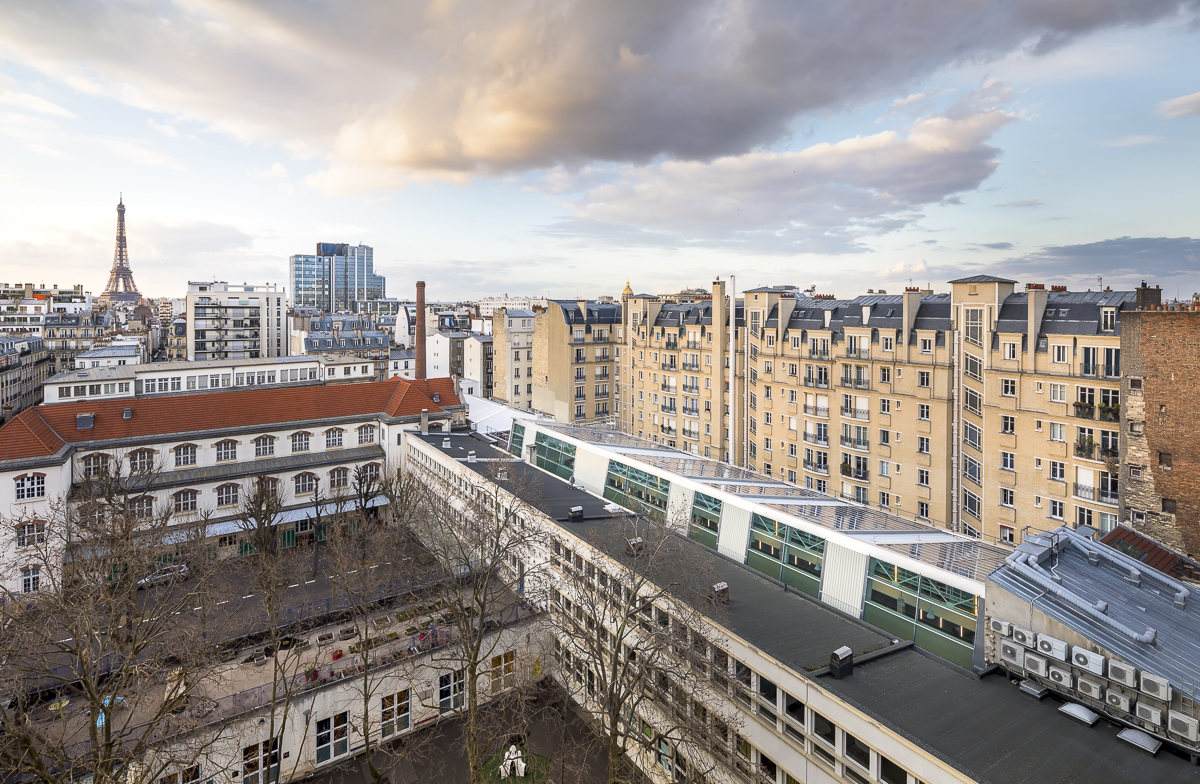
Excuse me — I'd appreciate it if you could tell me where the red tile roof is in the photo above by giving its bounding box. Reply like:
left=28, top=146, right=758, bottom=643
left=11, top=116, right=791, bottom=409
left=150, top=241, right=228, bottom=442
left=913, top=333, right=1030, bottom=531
left=0, top=377, right=460, bottom=462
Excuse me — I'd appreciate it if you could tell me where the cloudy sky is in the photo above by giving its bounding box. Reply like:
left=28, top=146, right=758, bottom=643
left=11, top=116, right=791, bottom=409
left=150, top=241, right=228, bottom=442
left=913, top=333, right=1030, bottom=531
left=1, top=0, right=1198, bottom=302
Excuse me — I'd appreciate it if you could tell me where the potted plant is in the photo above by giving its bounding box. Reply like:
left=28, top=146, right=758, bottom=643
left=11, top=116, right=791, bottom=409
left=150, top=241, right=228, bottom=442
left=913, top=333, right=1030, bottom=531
left=332, top=648, right=344, bottom=661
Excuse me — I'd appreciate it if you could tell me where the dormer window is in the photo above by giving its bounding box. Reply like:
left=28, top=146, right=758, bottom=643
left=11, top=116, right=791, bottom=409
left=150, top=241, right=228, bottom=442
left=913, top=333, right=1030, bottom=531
left=1101, top=308, right=1116, bottom=331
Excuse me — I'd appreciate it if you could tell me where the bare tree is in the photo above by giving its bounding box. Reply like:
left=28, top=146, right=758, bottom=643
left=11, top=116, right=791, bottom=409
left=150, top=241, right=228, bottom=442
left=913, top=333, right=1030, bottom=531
left=0, top=452, right=230, bottom=784
left=404, top=457, right=546, bottom=784
left=544, top=510, right=742, bottom=784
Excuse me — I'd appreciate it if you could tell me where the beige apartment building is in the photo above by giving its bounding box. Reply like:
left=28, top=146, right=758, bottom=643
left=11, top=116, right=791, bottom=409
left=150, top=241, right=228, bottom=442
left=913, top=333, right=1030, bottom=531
left=744, top=287, right=957, bottom=530
left=530, top=300, right=622, bottom=424
left=492, top=308, right=536, bottom=410
left=624, top=279, right=746, bottom=461
left=951, top=276, right=1132, bottom=544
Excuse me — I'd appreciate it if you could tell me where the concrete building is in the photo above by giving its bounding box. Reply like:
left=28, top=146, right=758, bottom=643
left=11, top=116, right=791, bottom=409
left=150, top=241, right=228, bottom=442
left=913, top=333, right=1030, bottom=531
left=0, top=297, right=50, bottom=336
left=165, top=317, right=187, bottom=360
left=474, top=295, right=548, bottom=318
left=74, top=344, right=143, bottom=369
left=45, top=355, right=379, bottom=406
left=0, top=336, right=50, bottom=420
left=387, top=347, right=417, bottom=380
left=186, top=281, right=287, bottom=361
left=42, top=310, right=113, bottom=375
left=531, top=300, right=622, bottom=424
left=462, top=333, right=494, bottom=398
left=492, top=309, right=537, bottom=411
left=426, top=331, right=467, bottom=380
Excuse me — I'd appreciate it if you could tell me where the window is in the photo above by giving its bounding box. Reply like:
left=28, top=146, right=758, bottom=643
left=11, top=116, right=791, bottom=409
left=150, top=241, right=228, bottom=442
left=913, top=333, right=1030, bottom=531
left=964, top=353, right=982, bottom=381
left=1049, top=422, right=1065, bottom=442
left=294, top=473, right=316, bottom=495
left=920, top=338, right=932, bottom=354
left=83, top=454, right=110, bottom=478
left=1159, top=452, right=1173, bottom=469
left=440, top=669, right=464, bottom=712
left=1052, top=345, right=1069, bottom=364
left=316, top=712, right=349, bottom=763
left=880, top=366, right=891, bottom=383
left=917, top=501, right=929, bottom=519
left=129, top=449, right=155, bottom=473
left=917, top=468, right=930, bottom=486
left=16, top=521, right=45, bottom=548
left=963, top=490, right=981, bottom=520
left=1001, top=378, right=1016, bottom=397
left=918, top=436, right=930, bottom=454
left=174, top=489, right=198, bottom=514
left=918, top=403, right=930, bottom=420
left=329, top=467, right=349, bottom=490
left=175, top=444, right=197, bottom=467
left=1163, top=499, right=1178, bottom=515
left=964, top=387, right=982, bottom=415
left=1102, top=308, right=1116, bottom=331
left=879, top=491, right=891, bottom=507
left=844, top=732, right=871, bottom=772
left=22, top=566, right=40, bottom=593
left=1050, top=500, right=1064, bottom=519
left=963, top=422, right=981, bottom=449
left=216, top=484, right=239, bottom=507
left=1003, top=342, right=1017, bottom=361
left=880, top=398, right=891, bottom=414
left=882, top=336, right=894, bottom=352
left=490, top=650, right=516, bottom=692
left=1050, top=383, right=1066, bottom=403
left=1000, top=415, right=1015, bottom=434
left=1001, top=488, right=1015, bottom=507
left=326, top=429, right=344, bottom=448
left=1001, top=451, right=1015, bottom=471
left=918, top=370, right=931, bottom=388
left=15, top=475, right=45, bottom=500
left=254, top=436, right=274, bottom=457
left=216, top=440, right=237, bottom=462
left=1077, top=506, right=1094, bottom=528
left=357, top=424, right=376, bottom=444
left=1050, top=460, right=1066, bottom=481
left=292, top=432, right=310, bottom=452
left=381, top=690, right=410, bottom=737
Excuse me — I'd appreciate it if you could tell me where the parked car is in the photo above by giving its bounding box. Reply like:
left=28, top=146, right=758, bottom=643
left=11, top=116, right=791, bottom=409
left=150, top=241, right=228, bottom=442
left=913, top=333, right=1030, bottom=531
left=137, top=563, right=189, bottom=589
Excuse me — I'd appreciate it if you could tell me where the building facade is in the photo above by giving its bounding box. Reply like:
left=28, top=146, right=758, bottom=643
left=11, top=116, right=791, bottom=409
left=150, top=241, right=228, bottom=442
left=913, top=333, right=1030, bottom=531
left=462, top=333, right=494, bottom=398
left=492, top=309, right=536, bottom=410
left=42, top=311, right=113, bottom=375
left=532, top=300, right=622, bottom=424
left=186, top=281, right=287, bottom=361
left=289, top=243, right=385, bottom=312
left=0, top=336, right=50, bottom=421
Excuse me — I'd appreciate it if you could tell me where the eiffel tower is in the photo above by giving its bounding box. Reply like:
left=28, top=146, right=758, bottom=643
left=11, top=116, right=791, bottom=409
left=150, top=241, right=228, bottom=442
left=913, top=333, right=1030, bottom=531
left=99, top=196, right=143, bottom=304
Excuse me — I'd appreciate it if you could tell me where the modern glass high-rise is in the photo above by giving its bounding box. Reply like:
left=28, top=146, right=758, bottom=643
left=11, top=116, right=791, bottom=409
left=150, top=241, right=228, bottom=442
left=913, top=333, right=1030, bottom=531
left=289, top=243, right=386, bottom=312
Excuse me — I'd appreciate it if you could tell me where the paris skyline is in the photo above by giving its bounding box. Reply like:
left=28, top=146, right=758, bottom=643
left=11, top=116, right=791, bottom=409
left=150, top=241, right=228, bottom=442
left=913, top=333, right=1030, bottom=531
left=0, top=2, right=1198, bottom=300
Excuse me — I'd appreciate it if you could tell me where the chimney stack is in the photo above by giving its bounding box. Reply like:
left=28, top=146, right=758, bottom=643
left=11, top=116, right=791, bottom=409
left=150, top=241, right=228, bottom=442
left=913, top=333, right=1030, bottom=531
left=415, top=281, right=427, bottom=379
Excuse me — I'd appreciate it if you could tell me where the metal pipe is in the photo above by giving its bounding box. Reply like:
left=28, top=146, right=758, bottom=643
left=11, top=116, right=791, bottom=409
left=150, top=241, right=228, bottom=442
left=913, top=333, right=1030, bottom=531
left=1063, top=528, right=1189, bottom=608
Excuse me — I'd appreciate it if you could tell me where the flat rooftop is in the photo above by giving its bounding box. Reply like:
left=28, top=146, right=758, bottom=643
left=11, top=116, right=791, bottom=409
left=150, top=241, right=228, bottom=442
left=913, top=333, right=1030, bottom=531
left=419, top=432, right=1200, bottom=783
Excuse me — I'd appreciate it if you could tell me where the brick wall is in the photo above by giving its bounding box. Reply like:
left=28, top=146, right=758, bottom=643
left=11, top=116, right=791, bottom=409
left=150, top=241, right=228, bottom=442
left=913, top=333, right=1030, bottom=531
left=1121, top=309, right=1200, bottom=555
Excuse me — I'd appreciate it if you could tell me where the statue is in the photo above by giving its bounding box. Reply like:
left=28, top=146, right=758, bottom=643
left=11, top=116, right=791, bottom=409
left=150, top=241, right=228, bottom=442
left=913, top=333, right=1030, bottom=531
left=498, top=745, right=527, bottom=779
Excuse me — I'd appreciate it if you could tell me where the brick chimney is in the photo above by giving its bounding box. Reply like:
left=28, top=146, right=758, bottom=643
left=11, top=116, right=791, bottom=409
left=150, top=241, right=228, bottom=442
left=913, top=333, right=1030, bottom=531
left=1136, top=280, right=1162, bottom=310
left=416, top=281, right=427, bottom=380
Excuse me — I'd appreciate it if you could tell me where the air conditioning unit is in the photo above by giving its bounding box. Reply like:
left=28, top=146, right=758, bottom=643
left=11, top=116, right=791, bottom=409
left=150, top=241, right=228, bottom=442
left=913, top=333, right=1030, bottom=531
left=1108, top=660, right=1138, bottom=688
left=1012, top=626, right=1035, bottom=647
left=990, top=618, right=1012, bottom=636
left=1071, top=646, right=1106, bottom=677
left=1141, top=672, right=1173, bottom=702
left=1036, top=633, right=1069, bottom=661
left=1001, top=640, right=1023, bottom=665
left=1169, top=711, right=1200, bottom=742
left=1106, top=691, right=1131, bottom=712
left=1024, top=652, right=1049, bottom=677
left=1047, top=665, right=1074, bottom=689
left=1077, top=677, right=1104, bottom=701
left=1135, top=702, right=1163, bottom=726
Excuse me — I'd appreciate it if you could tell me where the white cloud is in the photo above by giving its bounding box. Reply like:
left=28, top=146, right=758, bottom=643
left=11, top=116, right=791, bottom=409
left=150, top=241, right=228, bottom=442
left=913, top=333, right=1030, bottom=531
left=248, top=162, right=288, bottom=179
left=1100, top=134, right=1162, bottom=147
left=96, top=139, right=185, bottom=169
left=147, top=118, right=178, bottom=136
left=546, top=104, right=1017, bottom=253
left=0, top=88, right=75, bottom=118
left=996, top=198, right=1043, bottom=208
left=1157, top=90, right=1200, bottom=119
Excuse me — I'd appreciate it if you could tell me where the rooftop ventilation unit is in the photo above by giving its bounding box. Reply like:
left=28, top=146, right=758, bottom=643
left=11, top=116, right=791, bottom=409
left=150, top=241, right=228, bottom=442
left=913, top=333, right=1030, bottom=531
left=1077, top=677, right=1104, bottom=701
left=1106, top=691, right=1131, bottom=712
left=1072, top=647, right=1106, bottom=676
left=568, top=506, right=583, bottom=522
left=1000, top=640, right=1023, bottom=666
left=1012, top=626, right=1035, bottom=648
left=1169, top=711, right=1200, bottom=742
left=1047, top=665, right=1073, bottom=689
left=1135, top=702, right=1163, bottom=726
left=625, top=537, right=644, bottom=556
left=990, top=618, right=1011, bottom=636
left=710, top=581, right=730, bottom=606
left=1140, top=673, right=1172, bottom=702
left=442, top=438, right=451, bottom=448
left=829, top=646, right=854, bottom=679
left=1036, top=634, right=1068, bottom=662
left=1109, top=661, right=1138, bottom=688
left=1024, top=652, right=1049, bottom=677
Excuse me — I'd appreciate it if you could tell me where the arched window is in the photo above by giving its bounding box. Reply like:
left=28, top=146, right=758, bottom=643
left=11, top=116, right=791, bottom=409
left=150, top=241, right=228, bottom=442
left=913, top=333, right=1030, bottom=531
left=129, top=449, right=155, bottom=474
left=82, top=454, right=110, bottom=478
left=291, top=432, right=311, bottom=453
left=216, top=484, right=239, bottom=507
left=129, top=496, right=155, bottom=520
left=361, top=463, right=381, bottom=484
left=329, top=467, right=349, bottom=490
left=174, top=444, right=197, bottom=467
left=15, top=474, right=46, bottom=500
left=254, top=435, right=275, bottom=458
left=15, top=521, right=46, bottom=548
left=174, top=489, right=198, bottom=514
left=294, top=473, right=317, bottom=495
left=326, top=429, right=344, bottom=449
left=216, top=440, right=237, bottom=462
left=357, top=425, right=376, bottom=445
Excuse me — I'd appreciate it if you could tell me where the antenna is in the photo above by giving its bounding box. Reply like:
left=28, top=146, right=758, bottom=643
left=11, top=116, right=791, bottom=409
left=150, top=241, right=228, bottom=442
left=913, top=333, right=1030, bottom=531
left=1096, top=275, right=1103, bottom=290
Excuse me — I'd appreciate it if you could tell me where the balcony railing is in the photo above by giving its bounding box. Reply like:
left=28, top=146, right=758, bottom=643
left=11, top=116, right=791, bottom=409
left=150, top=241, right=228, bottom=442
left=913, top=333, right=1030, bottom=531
left=661, top=382, right=677, bottom=392
left=682, top=406, right=700, bottom=417
left=808, top=349, right=830, bottom=360
left=595, top=371, right=610, bottom=381
left=1072, top=402, right=1095, bottom=419
left=1081, top=363, right=1098, bottom=377
left=804, top=377, right=830, bottom=389
left=574, top=354, right=587, bottom=364
left=853, top=378, right=871, bottom=390
left=1074, top=483, right=1119, bottom=506
left=661, top=362, right=677, bottom=372
left=685, top=340, right=702, bottom=350
left=845, top=348, right=870, bottom=360
left=803, top=432, right=828, bottom=446
left=575, top=394, right=587, bottom=402
left=841, top=407, right=869, bottom=421
left=660, top=425, right=677, bottom=437
left=840, top=436, right=870, bottom=451
left=803, top=460, right=829, bottom=475
left=664, top=340, right=679, bottom=351
left=662, top=405, right=677, bottom=415
left=803, top=405, right=828, bottom=417
left=1098, top=404, right=1120, bottom=422
left=682, top=384, right=700, bottom=394
left=840, top=464, right=869, bottom=481
left=682, top=361, right=701, bottom=372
